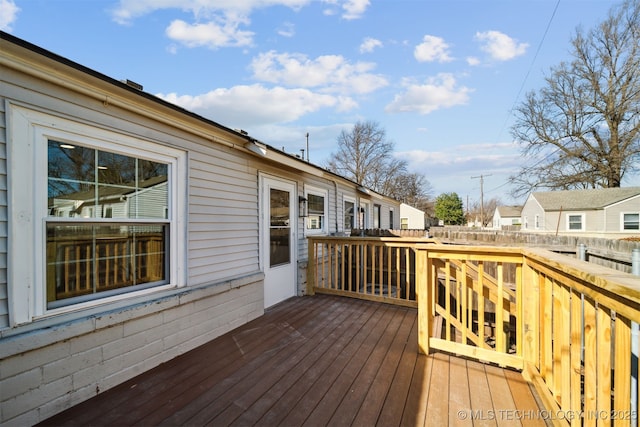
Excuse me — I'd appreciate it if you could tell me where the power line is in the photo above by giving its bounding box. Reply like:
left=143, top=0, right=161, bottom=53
left=496, top=0, right=561, bottom=143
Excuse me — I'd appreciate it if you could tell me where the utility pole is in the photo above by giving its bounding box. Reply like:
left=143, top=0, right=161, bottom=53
left=471, top=174, right=491, bottom=228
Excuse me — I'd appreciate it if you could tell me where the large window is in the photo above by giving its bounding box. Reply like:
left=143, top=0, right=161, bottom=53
left=9, top=105, right=186, bottom=322
left=305, top=187, right=328, bottom=234
left=622, top=213, right=640, bottom=230
left=47, top=141, right=170, bottom=308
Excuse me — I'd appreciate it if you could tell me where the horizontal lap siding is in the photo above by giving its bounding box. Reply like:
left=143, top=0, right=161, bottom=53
left=188, top=154, right=259, bottom=285
left=0, top=100, right=7, bottom=328
left=0, top=63, right=266, bottom=425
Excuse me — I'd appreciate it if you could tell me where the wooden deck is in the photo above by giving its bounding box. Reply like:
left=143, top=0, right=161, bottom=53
left=39, top=295, right=546, bottom=426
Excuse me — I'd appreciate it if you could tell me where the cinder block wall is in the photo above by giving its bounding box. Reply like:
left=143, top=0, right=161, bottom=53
left=0, top=274, right=264, bottom=426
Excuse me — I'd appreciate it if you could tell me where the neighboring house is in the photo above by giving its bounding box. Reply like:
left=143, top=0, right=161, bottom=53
left=492, top=205, right=522, bottom=229
left=520, top=187, right=640, bottom=236
left=399, top=203, right=425, bottom=230
left=0, top=32, right=402, bottom=425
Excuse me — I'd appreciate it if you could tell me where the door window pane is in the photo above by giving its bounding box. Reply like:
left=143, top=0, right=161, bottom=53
left=344, top=201, right=355, bottom=230
left=270, top=188, right=290, bottom=267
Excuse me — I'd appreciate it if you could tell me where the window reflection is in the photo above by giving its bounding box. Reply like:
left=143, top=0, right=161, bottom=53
left=48, top=141, right=168, bottom=219
left=270, top=188, right=290, bottom=267
left=46, top=140, right=171, bottom=308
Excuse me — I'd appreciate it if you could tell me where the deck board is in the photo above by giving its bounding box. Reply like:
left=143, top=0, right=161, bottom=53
left=38, top=294, right=545, bottom=427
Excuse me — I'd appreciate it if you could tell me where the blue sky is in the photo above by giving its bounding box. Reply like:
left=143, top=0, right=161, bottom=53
left=2, top=0, right=636, bottom=205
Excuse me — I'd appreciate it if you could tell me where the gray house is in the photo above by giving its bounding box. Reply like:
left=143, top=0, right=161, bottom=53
left=520, top=187, right=640, bottom=236
left=0, top=32, right=402, bottom=425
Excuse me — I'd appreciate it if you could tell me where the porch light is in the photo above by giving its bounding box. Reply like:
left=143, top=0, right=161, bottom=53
left=299, top=196, right=308, bottom=217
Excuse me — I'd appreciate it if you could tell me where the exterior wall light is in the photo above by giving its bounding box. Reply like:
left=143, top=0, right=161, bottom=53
left=299, top=196, right=308, bottom=217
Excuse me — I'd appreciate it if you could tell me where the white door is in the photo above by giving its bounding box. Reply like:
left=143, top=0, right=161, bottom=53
left=261, top=175, right=296, bottom=308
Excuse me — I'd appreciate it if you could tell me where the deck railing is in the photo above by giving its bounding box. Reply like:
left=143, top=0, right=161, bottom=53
left=307, top=236, right=640, bottom=426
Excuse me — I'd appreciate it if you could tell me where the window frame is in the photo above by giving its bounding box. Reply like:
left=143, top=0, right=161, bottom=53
left=373, top=204, right=381, bottom=229
left=621, top=212, right=640, bottom=231
left=566, top=213, right=585, bottom=232
left=343, top=196, right=356, bottom=232
left=359, top=200, right=370, bottom=230
left=8, top=105, right=187, bottom=324
left=304, top=186, right=328, bottom=235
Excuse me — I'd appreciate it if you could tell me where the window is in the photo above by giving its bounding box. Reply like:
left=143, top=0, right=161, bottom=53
left=373, top=204, right=381, bottom=228
left=534, top=215, right=540, bottom=229
left=389, top=209, right=394, bottom=229
left=401, top=218, right=409, bottom=230
left=344, top=199, right=355, bottom=231
left=305, top=187, right=327, bottom=234
left=567, top=214, right=584, bottom=231
left=622, top=213, right=640, bottom=230
left=9, top=105, right=186, bottom=322
left=47, top=141, right=170, bottom=308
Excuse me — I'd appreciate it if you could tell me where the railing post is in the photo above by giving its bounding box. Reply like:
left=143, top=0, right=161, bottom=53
left=306, top=238, right=316, bottom=296
left=632, top=248, right=639, bottom=427
left=416, top=244, right=430, bottom=354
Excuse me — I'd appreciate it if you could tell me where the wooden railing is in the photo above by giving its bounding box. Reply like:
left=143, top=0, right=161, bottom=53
left=307, top=236, right=640, bottom=426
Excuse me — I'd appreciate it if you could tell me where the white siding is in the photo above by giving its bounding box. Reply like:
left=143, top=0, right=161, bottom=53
left=0, top=99, right=7, bottom=329
left=0, top=59, right=265, bottom=424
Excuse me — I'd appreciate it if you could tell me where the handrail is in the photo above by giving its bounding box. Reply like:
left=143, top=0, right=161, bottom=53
left=307, top=236, right=640, bottom=426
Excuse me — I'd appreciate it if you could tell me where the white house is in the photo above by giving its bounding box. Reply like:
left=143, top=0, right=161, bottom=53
left=520, top=187, right=640, bottom=236
left=492, top=205, right=522, bottom=229
left=399, top=203, right=425, bottom=230
left=0, top=32, right=402, bottom=425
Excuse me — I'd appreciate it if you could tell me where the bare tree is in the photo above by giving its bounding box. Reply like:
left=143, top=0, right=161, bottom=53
left=326, top=121, right=432, bottom=206
left=509, top=0, right=640, bottom=198
left=467, top=197, right=501, bottom=227
left=327, top=121, right=396, bottom=189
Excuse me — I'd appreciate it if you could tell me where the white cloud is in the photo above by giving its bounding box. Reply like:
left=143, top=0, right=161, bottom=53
left=166, top=18, right=254, bottom=49
left=385, top=73, right=472, bottom=115
left=250, top=51, right=388, bottom=94
left=321, top=0, right=369, bottom=19
left=475, top=30, right=528, bottom=61
left=112, top=0, right=309, bottom=24
left=0, top=0, right=20, bottom=32
left=360, top=37, right=382, bottom=53
left=396, top=143, right=522, bottom=196
left=111, top=0, right=309, bottom=47
left=341, top=0, right=370, bottom=20
left=277, top=22, right=295, bottom=37
left=414, top=35, right=453, bottom=63
left=157, top=84, right=356, bottom=127
left=466, top=56, right=481, bottom=66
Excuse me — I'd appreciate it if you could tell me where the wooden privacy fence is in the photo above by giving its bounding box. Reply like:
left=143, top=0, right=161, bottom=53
left=307, top=236, right=640, bottom=426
